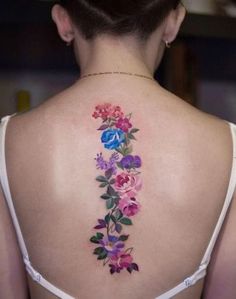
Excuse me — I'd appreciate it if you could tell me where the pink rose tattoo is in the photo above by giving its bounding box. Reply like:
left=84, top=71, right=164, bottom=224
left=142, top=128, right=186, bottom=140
left=118, top=196, right=141, bottom=217
left=91, top=104, right=142, bottom=274
left=115, top=172, right=142, bottom=198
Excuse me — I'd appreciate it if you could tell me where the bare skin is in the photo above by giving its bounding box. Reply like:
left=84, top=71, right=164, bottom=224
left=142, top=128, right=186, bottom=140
left=0, top=4, right=236, bottom=299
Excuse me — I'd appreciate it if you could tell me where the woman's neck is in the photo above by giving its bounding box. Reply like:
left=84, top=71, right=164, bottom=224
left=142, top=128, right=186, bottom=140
left=73, top=32, right=164, bottom=78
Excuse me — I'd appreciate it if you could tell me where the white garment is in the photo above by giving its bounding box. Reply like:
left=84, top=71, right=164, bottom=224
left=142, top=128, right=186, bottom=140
left=1, top=114, right=236, bottom=299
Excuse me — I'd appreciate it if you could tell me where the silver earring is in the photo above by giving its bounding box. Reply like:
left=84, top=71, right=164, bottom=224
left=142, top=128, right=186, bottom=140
left=165, top=40, right=171, bottom=48
left=66, top=41, right=72, bottom=47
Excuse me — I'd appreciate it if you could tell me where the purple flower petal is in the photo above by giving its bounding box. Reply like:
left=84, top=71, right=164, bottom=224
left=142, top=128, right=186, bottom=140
left=133, top=156, right=142, bottom=168
left=108, top=235, right=119, bottom=242
left=120, top=155, right=142, bottom=169
left=120, top=155, right=134, bottom=169
left=116, top=242, right=125, bottom=248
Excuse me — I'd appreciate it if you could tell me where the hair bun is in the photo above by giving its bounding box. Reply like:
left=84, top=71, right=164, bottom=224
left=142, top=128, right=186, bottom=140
left=60, top=0, right=180, bottom=39
left=85, top=0, right=146, bottom=20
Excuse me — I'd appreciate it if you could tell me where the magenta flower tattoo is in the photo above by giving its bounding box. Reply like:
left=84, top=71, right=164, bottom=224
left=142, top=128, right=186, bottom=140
left=90, top=104, right=142, bottom=274
left=115, top=117, right=132, bottom=133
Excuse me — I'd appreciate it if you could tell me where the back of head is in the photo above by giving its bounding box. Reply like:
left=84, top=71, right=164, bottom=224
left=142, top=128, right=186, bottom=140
left=58, top=0, right=181, bottom=39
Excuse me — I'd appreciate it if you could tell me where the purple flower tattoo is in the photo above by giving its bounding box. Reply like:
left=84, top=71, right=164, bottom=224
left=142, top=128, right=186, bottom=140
left=91, top=104, right=141, bottom=275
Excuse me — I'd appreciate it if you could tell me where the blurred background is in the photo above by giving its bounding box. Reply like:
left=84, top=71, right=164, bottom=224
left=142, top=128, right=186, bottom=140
left=0, top=0, right=236, bottom=121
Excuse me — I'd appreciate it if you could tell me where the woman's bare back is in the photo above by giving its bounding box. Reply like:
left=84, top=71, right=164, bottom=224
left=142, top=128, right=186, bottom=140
left=3, top=77, right=236, bottom=298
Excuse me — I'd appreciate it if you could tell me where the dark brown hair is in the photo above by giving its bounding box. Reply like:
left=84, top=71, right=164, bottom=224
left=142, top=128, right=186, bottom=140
left=58, top=0, right=181, bottom=40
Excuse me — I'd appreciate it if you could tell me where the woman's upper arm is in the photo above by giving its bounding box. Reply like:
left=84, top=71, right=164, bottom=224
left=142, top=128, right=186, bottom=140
left=203, top=192, right=236, bottom=298
left=0, top=185, right=29, bottom=299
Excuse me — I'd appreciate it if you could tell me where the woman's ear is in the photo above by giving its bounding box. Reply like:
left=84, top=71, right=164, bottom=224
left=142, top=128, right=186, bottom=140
left=162, top=4, right=186, bottom=44
left=51, top=4, right=75, bottom=44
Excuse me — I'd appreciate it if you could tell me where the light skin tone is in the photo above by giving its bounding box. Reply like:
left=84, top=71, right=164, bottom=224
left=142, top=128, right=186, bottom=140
left=1, top=3, right=236, bottom=299
left=51, top=3, right=186, bottom=79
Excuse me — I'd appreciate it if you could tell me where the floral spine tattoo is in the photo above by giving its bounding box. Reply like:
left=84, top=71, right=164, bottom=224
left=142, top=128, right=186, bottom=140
left=90, top=103, right=142, bottom=274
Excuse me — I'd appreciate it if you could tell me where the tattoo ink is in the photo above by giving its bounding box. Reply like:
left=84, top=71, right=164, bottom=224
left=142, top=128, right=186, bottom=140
left=90, top=104, right=142, bottom=274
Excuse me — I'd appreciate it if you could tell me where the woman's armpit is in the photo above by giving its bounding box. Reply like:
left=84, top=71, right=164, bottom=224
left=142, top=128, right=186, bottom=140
left=0, top=186, right=29, bottom=299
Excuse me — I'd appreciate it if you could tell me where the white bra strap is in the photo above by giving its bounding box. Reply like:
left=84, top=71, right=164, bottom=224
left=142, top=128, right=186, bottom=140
left=155, top=263, right=207, bottom=299
left=0, top=115, right=29, bottom=260
left=23, top=256, right=75, bottom=299
left=200, top=122, right=236, bottom=266
left=0, top=115, right=75, bottom=299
